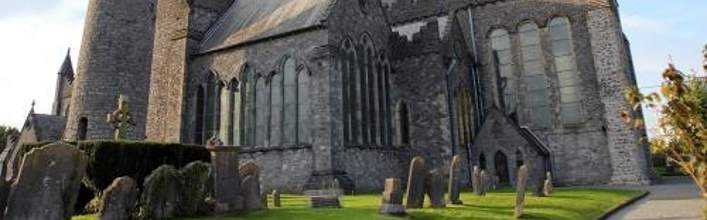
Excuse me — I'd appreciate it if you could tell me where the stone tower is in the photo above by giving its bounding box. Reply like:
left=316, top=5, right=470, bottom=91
left=65, top=0, right=156, bottom=140
left=52, top=49, right=74, bottom=117
left=146, top=0, right=234, bottom=143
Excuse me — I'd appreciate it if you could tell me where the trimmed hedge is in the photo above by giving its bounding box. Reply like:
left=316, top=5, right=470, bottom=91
left=78, top=140, right=210, bottom=192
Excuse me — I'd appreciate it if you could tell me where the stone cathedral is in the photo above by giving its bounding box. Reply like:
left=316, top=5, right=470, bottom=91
left=11, top=0, right=654, bottom=192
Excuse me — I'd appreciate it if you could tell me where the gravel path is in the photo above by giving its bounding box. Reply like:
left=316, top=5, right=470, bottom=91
left=608, top=177, right=704, bottom=220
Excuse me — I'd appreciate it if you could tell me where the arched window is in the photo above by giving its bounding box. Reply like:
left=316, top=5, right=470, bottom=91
left=494, top=151, right=510, bottom=185
left=362, top=35, right=377, bottom=146
left=550, top=17, right=582, bottom=125
left=242, top=67, right=256, bottom=146
left=270, top=72, right=283, bottom=146
left=519, top=22, right=549, bottom=128
left=283, top=58, right=297, bottom=145
left=255, top=75, right=269, bottom=147
left=456, top=88, right=473, bottom=146
left=77, top=117, right=88, bottom=141
left=219, top=80, right=232, bottom=144
left=195, top=86, right=205, bottom=143
left=359, top=36, right=372, bottom=145
left=395, top=101, right=410, bottom=146
left=229, top=79, right=240, bottom=145
left=381, top=57, right=392, bottom=146
left=490, top=29, right=516, bottom=114
left=297, top=68, right=310, bottom=144
left=341, top=39, right=355, bottom=145
left=204, top=73, right=221, bottom=141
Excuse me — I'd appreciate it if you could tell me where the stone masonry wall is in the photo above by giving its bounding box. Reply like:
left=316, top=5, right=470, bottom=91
left=66, top=0, right=155, bottom=141
left=239, top=147, right=314, bottom=193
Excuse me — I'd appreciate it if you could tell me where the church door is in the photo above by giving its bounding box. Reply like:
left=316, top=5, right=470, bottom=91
left=494, top=151, right=510, bottom=186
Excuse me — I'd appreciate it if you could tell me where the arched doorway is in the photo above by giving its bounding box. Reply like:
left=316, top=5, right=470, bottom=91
left=494, top=151, right=510, bottom=186
left=77, top=117, right=88, bottom=141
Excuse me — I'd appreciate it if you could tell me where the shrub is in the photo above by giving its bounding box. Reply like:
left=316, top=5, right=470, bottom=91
left=78, top=140, right=210, bottom=192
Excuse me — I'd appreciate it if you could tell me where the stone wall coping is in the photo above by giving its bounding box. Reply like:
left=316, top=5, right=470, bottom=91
left=240, top=145, right=313, bottom=154
left=206, top=146, right=241, bottom=153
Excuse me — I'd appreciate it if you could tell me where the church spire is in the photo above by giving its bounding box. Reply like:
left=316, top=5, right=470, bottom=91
left=58, top=48, right=74, bottom=81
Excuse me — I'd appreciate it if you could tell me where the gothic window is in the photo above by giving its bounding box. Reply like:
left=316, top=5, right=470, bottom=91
left=204, top=73, right=221, bottom=141
left=352, top=44, right=363, bottom=145
left=341, top=39, right=355, bottom=145
left=297, top=68, right=310, bottom=144
left=195, top=86, right=205, bottom=144
left=77, top=117, right=88, bottom=141
left=382, top=57, right=392, bottom=146
left=283, top=58, right=298, bottom=145
left=519, top=22, right=550, bottom=128
left=366, top=44, right=379, bottom=146
left=549, top=17, right=582, bottom=125
left=242, top=67, right=256, bottom=146
left=255, top=75, right=269, bottom=147
left=490, top=29, right=516, bottom=114
left=456, top=88, right=473, bottom=146
left=360, top=35, right=372, bottom=145
left=395, top=101, right=410, bottom=146
left=229, top=79, right=240, bottom=145
left=270, top=72, right=283, bottom=146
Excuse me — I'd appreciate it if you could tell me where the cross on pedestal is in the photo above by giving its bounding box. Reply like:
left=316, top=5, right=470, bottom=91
left=107, top=95, right=134, bottom=140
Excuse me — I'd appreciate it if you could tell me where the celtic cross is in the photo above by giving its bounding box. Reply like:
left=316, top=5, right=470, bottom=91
left=107, top=95, right=134, bottom=140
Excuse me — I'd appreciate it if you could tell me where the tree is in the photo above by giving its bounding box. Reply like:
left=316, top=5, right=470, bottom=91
left=0, top=125, right=20, bottom=147
left=623, top=63, right=707, bottom=197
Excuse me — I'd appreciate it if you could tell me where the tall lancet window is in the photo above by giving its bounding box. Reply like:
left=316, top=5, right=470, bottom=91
left=204, top=73, right=221, bottom=141
left=519, top=22, right=549, bottom=128
left=270, top=71, right=283, bottom=146
left=297, top=67, right=310, bottom=144
left=490, top=29, right=516, bottom=114
left=283, top=57, right=298, bottom=145
left=242, top=67, right=256, bottom=146
left=255, top=75, right=269, bottom=147
left=228, top=79, right=241, bottom=145
left=550, top=17, right=582, bottom=125
left=341, top=39, right=355, bottom=145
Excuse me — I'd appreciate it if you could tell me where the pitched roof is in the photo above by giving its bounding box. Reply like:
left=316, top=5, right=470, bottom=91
left=29, top=114, right=66, bottom=142
left=199, top=0, right=335, bottom=53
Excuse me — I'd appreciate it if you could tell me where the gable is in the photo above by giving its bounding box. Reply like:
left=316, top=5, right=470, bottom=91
left=199, top=0, right=335, bottom=53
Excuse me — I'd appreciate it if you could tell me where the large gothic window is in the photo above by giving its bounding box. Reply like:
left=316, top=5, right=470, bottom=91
left=519, top=22, right=550, bottom=128
left=219, top=80, right=232, bottom=144
left=456, top=88, right=473, bottom=146
left=204, top=73, right=221, bottom=142
left=490, top=29, right=516, bottom=114
left=283, top=58, right=298, bottom=145
left=341, top=39, right=355, bottom=145
left=270, top=72, right=283, bottom=146
left=242, top=67, right=256, bottom=146
left=195, top=86, right=205, bottom=144
left=549, top=17, right=582, bottom=125
left=255, top=75, right=269, bottom=146
left=228, top=79, right=240, bottom=145
left=297, top=68, right=310, bottom=144
left=381, top=57, right=392, bottom=146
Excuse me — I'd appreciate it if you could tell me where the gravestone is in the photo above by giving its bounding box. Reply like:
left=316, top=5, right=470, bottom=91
left=514, top=165, right=528, bottom=219
left=272, top=190, right=281, bottom=207
left=138, top=165, right=180, bottom=220
left=405, top=157, right=426, bottom=209
left=479, top=170, right=488, bottom=196
left=207, top=146, right=243, bottom=214
left=472, top=166, right=481, bottom=196
left=447, top=155, right=463, bottom=205
left=0, top=179, right=10, bottom=216
left=309, top=179, right=342, bottom=208
left=178, top=162, right=212, bottom=216
left=99, top=177, right=138, bottom=220
left=543, top=172, right=554, bottom=196
left=426, top=169, right=446, bottom=208
left=379, top=178, right=405, bottom=216
left=242, top=175, right=263, bottom=211
left=4, top=143, right=87, bottom=220
left=239, top=161, right=259, bottom=179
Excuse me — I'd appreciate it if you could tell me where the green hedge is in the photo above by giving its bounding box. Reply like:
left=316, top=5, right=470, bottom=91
left=78, top=140, right=210, bottom=192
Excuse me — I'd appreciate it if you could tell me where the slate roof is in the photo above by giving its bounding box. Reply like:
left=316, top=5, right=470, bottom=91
left=30, top=114, right=66, bottom=142
left=200, top=0, right=335, bottom=53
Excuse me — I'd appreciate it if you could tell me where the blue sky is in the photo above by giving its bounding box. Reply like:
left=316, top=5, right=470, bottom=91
left=0, top=0, right=705, bottom=136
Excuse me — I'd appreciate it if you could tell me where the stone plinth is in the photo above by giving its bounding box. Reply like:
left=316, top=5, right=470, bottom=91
left=208, top=146, right=243, bottom=214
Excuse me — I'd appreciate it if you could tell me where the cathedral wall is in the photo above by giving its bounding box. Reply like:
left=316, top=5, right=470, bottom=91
left=66, top=0, right=155, bottom=140
left=467, top=0, right=618, bottom=185
left=239, top=148, right=315, bottom=193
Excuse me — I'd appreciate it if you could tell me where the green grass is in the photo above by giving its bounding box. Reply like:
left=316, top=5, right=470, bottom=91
left=74, top=188, right=641, bottom=220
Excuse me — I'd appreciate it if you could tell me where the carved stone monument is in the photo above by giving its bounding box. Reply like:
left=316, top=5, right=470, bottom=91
left=405, top=157, right=426, bottom=209
left=207, top=145, right=243, bottom=214
left=447, top=155, right=463, bottom=204
left=379, top=178, right=405, bottom=216
left=106, top=95, right=134, bottom=140
left=515, top=165, right=529, bottom=219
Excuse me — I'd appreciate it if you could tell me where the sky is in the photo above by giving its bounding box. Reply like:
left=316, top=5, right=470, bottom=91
left=0, top=0, right=705, bottom=136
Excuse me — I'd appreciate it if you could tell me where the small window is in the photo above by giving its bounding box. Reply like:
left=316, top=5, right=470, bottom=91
left=77, top=117, right=88, bottom=141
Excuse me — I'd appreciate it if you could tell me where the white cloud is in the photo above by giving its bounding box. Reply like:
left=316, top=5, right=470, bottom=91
left=0, top=0, right=88, bottom=128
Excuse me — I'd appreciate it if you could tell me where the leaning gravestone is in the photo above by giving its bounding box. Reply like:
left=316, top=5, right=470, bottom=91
left=447, top=155, right=463, bottom=205
left=242, top=175, right=263, bottom=211
left=543, top=172, right=554, bottom=196
left=272, top=190, right=281, bottom=207
left=515, top=165, right=529, bottom=219
left=178, top=161, right=212, bottom=216
left=405, top=157, right=426, bottom=209
left=472, top=166, right=481, bottom=196
left=99, top=177, right=138, bottom=220
left=379, top=178, right=405, bottom=216
left=426, top=169, right=446, bottom=208
left=479, top=170, right=488, bottom=196
left=138, top=165, right=181, bottom=220
left=4, top=143, right=87, bottom=220
left=207, top=146, right=243, bottom=214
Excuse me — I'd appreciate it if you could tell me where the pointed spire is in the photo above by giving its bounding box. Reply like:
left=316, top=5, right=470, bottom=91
left=58, top=48, right=75, bottom=80
left=30, top=100, right=36, bottom=114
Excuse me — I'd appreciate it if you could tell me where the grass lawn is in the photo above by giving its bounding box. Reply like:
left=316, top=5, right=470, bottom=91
left=74, top=188, right=641, bottom=220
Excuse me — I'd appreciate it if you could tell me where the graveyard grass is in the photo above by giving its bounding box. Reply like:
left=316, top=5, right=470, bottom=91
left=73, top=188, right=641, bottom=220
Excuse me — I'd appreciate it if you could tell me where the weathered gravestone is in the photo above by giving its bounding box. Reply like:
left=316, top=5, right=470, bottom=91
left=261, top=192, right=268, bottom=208
left=99, top=177, right=138, bottom=220
left=405, top=157, right=426, bottom=209
left=178, top=161, right=212, bottom=216
left=309, top=179, right=342, bottom=208
left=543, top=172, right=554, bottom=196
left=479, top=170, right=488, bottom=196
left=472, top=166, right=481, bottom=196
left=379, top=178, right=405, bottom=216
left=515, top=165, right=529, bottom=219
left=139, top=165, right=180, bottom=220
left=242, top=175, right=263, bottom=211
left=272, top=190, right=281, bottom=207
left=207, top=146, right=243, bottom=214
left=447, top=155, right=463, bottom=205
left=239, top=161, right=259, bottom=180
left=426, top=169, right=446, bottom=208
left=4, top=143, right=87, bottom=220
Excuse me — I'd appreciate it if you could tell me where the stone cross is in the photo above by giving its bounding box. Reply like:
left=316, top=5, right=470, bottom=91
left=106, top=95, right=133, bottom=140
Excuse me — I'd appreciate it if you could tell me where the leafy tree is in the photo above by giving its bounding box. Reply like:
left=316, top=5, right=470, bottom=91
left=0, top=125, right=20, bottom=147
left=623, top=63, right=707, bottom=196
